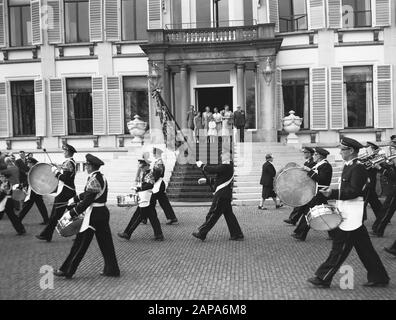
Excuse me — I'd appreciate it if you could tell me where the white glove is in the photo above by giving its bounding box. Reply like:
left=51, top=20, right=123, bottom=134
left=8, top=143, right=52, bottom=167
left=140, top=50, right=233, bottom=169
left=62, top=211, right=72, bottom=220
left=196, top=161, right=204, bottom=168
left=51, top=166, right=59, bottom=174
left=67, top=198, right=75, bottom=206
left=198, top=178, right=207, bottom=185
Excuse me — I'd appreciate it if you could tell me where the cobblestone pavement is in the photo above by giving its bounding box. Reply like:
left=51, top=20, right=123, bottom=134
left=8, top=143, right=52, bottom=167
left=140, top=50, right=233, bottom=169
left=0, top=202, right=395, bottom=300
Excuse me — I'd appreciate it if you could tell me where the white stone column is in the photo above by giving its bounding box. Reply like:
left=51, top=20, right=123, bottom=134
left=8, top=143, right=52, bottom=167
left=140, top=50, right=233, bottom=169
left=236, top=63, right=245, bottom=108
left=180, top=65, right=189, bottom=129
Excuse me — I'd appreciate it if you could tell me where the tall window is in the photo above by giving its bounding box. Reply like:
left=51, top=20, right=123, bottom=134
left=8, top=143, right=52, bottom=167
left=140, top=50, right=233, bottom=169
left=171, top=0, right=182, bottom=28
left=243, top=0, right=253, bottom=26
left=282, top=69, right=309, bottom=129
left=123, top=76, right=148, bottom=133
left=11, top=81, right=35, bottom=136
left=344, top=66, right=373, bottom=128
left=67, top=78, right=92, bottom=135
left=342, top=0, right=371, bottom=28
left=64, top=0, right=89, bottom=43
left=9, top=0, right=32, bottom=47
left=121, top=0, right=148, bottom=41
left=278, top=0, right=307, bottom=33
left=214, top=0, right=229, bottom=27
left=196, top=0, right=211, bottom=28
left=245, top=69, right=256, bottom=129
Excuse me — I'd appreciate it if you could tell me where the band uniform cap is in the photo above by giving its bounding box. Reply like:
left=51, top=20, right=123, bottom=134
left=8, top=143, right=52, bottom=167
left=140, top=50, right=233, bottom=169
left=366, top=141, right=380, bottom=150
left=138, top=152, right=151, bottom=164
left=85, top=154, right=104, bottom=167
left=302, top=147, right=314, bottom=154
left=314, top=147, right=329, bottom=157
left=62, top=144, right=77, bottom=154
left=340, top=137, right=364, bottom=150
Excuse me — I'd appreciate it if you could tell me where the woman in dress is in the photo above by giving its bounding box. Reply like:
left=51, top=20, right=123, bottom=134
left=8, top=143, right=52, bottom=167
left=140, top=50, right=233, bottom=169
left=193, top=112, right=204, bottom=143
left=207, top=115, right=217, bottom=143
left=212, top=107, right=223, bottom=138
left=221, top=105, right=233, bottom=142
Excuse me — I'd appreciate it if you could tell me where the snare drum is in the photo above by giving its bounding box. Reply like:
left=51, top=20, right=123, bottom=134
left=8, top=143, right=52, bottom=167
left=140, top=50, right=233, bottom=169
left=306, top=204, right=342, bottom=231
left=117, top=194, right=138, bottom=207
left=56, top=216, right=84, bottom=237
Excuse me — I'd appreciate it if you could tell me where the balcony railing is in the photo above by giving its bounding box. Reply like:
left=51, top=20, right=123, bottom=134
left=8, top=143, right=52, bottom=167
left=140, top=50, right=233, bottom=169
left=148, top=23, right=275, bottom=45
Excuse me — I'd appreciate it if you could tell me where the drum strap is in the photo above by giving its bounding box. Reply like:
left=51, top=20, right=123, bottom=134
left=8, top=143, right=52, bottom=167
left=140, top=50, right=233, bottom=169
left=214, top=175, right=234, bottom=194
left=0, top=195, right=11, bottom=212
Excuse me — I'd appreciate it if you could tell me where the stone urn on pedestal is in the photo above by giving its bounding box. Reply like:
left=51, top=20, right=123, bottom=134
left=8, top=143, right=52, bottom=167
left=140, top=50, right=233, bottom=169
left=282, top=111, right=302, bottom=144
left=127, top=115, right=147, bottom=145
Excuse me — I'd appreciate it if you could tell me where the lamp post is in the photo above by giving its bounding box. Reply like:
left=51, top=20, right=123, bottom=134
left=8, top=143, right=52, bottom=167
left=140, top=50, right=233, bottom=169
left=263, top=56, right=274, bottom=85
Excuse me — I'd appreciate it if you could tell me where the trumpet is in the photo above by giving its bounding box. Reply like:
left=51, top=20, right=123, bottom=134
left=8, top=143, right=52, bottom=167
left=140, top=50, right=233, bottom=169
left=363, top=154, right=396, bottom=169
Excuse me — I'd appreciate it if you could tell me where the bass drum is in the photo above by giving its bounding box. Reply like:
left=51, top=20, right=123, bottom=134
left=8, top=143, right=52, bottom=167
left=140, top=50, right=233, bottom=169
left=274, top=166, right=316, bottom=207
left=28, top=163, right=58, bottom=195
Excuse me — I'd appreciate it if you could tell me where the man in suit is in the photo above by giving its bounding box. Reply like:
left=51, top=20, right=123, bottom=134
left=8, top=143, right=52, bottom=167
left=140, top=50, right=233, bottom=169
left=292, top=147, right=333, bottom=241
left=308, top=137, right=389, bottom=288
left=18, top=157, right=49, bottom=225
left=186, top=105, right=196, bottom=131
left=118, top=154, right=164, bottom=241
left=192, top=153, right=243, bottom=241
left=53, top=154, right=120, bottom=279
left=259, top=154, right=282, bottom=210
left=284, top=147, right=316, bottom=225
left=233, top=106, right=246, bottom=142
left=36, top=144, right=77, bottom=242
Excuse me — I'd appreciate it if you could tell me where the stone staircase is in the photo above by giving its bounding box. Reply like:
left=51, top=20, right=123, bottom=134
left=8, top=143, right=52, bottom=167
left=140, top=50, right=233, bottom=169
left=232, top=142, right=343, bottom=206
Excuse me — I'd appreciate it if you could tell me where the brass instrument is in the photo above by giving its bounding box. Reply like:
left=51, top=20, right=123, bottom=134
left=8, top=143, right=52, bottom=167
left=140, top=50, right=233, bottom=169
left=363, top=154, right=396, bottom=169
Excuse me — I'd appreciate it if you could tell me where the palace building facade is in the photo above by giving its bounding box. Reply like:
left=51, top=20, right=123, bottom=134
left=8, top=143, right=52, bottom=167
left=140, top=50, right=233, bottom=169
left=0, top=0, right=395, bottom=154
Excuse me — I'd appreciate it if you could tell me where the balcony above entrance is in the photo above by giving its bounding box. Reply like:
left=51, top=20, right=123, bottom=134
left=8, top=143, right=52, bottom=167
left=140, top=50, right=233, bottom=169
left=145, top=23, right=282, bottom=49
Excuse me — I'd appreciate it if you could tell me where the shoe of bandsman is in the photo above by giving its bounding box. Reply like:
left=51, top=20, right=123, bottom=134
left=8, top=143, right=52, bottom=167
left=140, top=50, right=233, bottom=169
left=153, top=234, right=164, bottom=241
left=117, top=232, right=130, bottom=240
left=166, top=219, right=179, bottom=225
left=307, top=277, right=331, bottom=288
left=192, top=232, right=206, bottom=241
left=258, top=206, right=268, bottom=210
left=283, top=219, right=295, bottom=226
left=54, top=270, right=73, bottom=279
left=384, top=247, right=396, bottom=257
left=229, top=234, right=244, bottom=241
left=100, top=272, right=120, bottom=277
left=276, top=204, right=284, bottom=209
left=36, top=234, right=51, bottom=242
left=362, top=281, right=389, bottom=288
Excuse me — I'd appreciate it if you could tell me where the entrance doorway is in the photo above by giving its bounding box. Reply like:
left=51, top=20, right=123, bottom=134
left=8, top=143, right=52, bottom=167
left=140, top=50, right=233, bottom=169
left=195, top=87, right=233, bottom=113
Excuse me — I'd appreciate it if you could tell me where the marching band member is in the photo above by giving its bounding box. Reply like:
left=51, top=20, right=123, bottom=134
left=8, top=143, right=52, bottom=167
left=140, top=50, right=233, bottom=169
left=117, top=154, right=164, bottom=241
left=308, top=137, right=389, bottom=288
left=362, top=142, right=383, bottom=223
left=36, top=144, right=77, bottom=242
left=384, top=239, right=396, bottom=257
left=0, top=171, right=26, bottom=235
left=192, top=152, right=244, bottom=241
left=292, top=147, right=333, bottom=241
left=151, top=147, right=178, bottom=225
left=284, top=147, right=316, bottom=225
left=18, top=157, right=49, bottom=225
left=53, top=154, right=120, bottom=279
left=371, top=138, right=396, bottom=237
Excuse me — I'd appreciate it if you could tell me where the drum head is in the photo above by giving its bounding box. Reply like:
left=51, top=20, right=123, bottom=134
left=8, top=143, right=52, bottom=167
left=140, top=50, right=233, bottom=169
left=309, top=213, right=342, bottom=231
left=274, top=166, right=316, bottom=207
left=28, top=163, right=58, bottom=195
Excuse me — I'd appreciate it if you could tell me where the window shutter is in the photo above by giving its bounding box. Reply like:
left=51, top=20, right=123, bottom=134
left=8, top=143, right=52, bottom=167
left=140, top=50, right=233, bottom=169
left=148, top=0, right=162, bottom=29
left=107, top=76, right=123, bottom=135
left=92, top=76, right=106, bottom=135
left=47, top=0, right=62, bottom=44
left=310, top=67, right=328, bottom=130
left=31, top=0, right=42, bottom=45
left=34, top=79, right=47, bottom=136
left=89, top=0, right=103, bottom=42
left=327, top=0, right=341, bottom=29
left=267, top=0, right=279, bottom=33
left=105, top=0, right=120, bottom=41
left=375, top=65, right=393, bottom=128
left=0, top=82, right=10, bottom=137
left=329, top=67, right=344, bottom=129
left=49, top=78, right=66, bottom=136
left=308, top=0, right=325, bottom=30
left=0, top=0, right=5, bottom=47
left=275, top=68, right=283, bottom=130
left=374, top=0, right=391, bottom=27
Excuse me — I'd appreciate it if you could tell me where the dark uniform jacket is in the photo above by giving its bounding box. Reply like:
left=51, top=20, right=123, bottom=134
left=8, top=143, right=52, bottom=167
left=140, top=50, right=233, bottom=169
left=307, top=160, right=333, bottom=205
left=70, top=171, right=107, bottom=221
left=152, top=159, right=165, bottom=181
left=378, top=162, right=396, bottom=196
left=304, top=158, right=316, bottom=169
left=260, top=161, right=276, bottom=187
left=204, top=163, right=234, bottom=200
left=15, top=159, right=29, bottom=186
left=55, top=158, right=76, bottom=189
left=330, top=160, right=367, bottom=200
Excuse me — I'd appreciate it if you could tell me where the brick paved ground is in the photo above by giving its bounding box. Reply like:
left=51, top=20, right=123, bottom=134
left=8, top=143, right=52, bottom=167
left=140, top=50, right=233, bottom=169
left=0, top=201, right=395, bottom=300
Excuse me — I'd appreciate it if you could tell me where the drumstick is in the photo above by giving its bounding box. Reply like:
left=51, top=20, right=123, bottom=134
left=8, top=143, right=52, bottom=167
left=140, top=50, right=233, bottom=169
left=43, top=148, right=56, bottom=166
